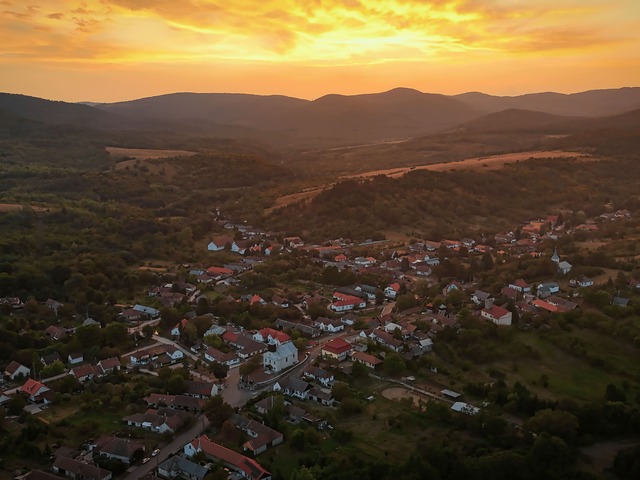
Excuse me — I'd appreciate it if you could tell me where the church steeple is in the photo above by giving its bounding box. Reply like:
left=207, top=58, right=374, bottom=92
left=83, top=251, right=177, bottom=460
left=551, top=247, right=560, bottom=263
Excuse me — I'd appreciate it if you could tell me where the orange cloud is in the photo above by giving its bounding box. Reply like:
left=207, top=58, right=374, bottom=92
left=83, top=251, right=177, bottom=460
left=0, top=0, right=638, bottom=101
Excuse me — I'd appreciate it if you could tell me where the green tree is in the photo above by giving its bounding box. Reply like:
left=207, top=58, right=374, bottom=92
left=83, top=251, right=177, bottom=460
left=209, top=361, right=229, bottom=380
left=240, top=355, right=262, bottom=376
left=204, top=395, right=233, bottom=429
left=525, top=409, right=579, bottom=443
left=104, top=322, right=128, bottom=347
left=383, top=352, right=407, bottom=378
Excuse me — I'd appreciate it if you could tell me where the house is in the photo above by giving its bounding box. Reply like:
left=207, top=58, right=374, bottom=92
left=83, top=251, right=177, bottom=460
left=45, top=325, right=67, bottom=340
left=321, top=338, right=353, bottom=361
left=207, top=235, right=234, bottom=252
left=537, top=282, right=560, bottom=297
left=308, top=386, right=335, bottom=406
left=132, top=304, right=161, bottom=319
left=67, top=353, right=84, bottom=365
left=501, top=286, right=519, bottom=301
left=273, top=376, right=310, bottom=400
left=451, top=402, right=480, bottom=415
left=204, top=347, right=239, bottom=366
left=123, top=409, right=186, bottom=434
left=4, top=360, right=30, bottom=380
left=129, top=344, right=184, bottom=366
left=185, top=380, right=220, bottom=398
left=235, top=417, right=284, bottom=455
left=570, top=276, right=594, bottom=288
left=509, top=279, right=531, bottom=293
left=45, top=298, right=63, bottom=315
left=263, top=341, right=298, bottom=373
left=52, top=456, right=112, bottom=480
left=558, top=260, right=573, bottom=275
left=20, top=378, right=52, bottom=403
left=253, top=328, right=291, bottom=346
left=158, top=456, right=208, bottom=480
left=40, top=352, right=62, bottom=367
left=206, top=266, right=234, bottom=279
left=613, top=296, right=630, bottom=307
left=92, top=436, right=145, bottom=464
left=384, top=283, right=401, bottom=299
left=184, top=435, right=271, bottom=480
left=98, top=357, right=121, bottom=374
left=471, top=290, right=493, bottom=306
left=70, top=364, right=103, bottom=382
left=271, top=295, right=289, bottom=308
left=329, top=296, right=366, bottom=312
left=303, top=366, right=334, bottom=387
left=480, top=303, right=512, bottom=326
left=171, top=318, right=189, bottom=338
left=284, top=236, right=304, bottom=248
left=350, top=351, right=382, bottom=369
left=371, top=329, right=403, bottom=352
left=254, top=395, right=282, bottom=415
left=355, top=284, right=377, bottom=301
left=274, top=319, right=320, bottom=338
left=314, top=317, right=345, bottom=333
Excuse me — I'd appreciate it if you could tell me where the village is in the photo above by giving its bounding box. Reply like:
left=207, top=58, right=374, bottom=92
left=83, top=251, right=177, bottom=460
left=1, top=204, right=639, bottom=480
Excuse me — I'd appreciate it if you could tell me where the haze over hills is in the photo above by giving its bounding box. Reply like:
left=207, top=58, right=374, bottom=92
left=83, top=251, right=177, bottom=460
left=1, top=86, right=639, bottom=150
left=453, top=87, right=640, bottom=117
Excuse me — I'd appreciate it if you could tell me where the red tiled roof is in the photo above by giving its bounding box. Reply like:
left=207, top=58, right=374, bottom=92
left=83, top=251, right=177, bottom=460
left=322, top=338, right=353, bottom=355
left=192, top=435, right=270, bottom=480
left=482, top=305, right=510, bottom=318
left=21, top=378, right=46, bottom=396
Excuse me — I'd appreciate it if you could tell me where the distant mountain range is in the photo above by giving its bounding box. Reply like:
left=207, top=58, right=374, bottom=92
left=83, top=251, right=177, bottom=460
left=1, top=87, right=639, bottom=148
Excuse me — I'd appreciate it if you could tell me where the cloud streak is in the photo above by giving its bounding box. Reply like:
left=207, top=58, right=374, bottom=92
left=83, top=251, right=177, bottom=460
left=0, top=0, right=638, bottom=100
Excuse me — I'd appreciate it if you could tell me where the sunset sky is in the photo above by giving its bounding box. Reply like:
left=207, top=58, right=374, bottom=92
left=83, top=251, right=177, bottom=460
left=1, top=0, right=639, bottom=102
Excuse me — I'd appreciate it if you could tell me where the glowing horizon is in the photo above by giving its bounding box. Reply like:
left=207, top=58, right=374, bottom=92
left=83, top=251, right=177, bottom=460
left=1, top=0, right=639, bottom=102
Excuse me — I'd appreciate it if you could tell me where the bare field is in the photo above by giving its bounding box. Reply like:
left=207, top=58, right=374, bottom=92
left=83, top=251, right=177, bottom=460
left=381, top=387, right=428, bottom=407
left=345, top=150, right=590, bottom=179
left=268, top=150, right=590, bottom=212
left=0, top=203, right=50, bottom=213
left=106, top=146, right=197, bottom=160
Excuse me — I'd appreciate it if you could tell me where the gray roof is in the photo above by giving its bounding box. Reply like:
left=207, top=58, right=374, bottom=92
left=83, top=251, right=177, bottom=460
left=159, top=456, right=208, bottom=480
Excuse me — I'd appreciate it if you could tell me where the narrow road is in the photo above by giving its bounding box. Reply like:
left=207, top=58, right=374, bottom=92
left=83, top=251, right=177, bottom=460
left=120, top=415, right=210, bottom=480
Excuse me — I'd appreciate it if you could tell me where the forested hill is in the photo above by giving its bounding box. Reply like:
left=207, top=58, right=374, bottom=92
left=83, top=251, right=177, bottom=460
left=267, top=156, right=640, bottom=242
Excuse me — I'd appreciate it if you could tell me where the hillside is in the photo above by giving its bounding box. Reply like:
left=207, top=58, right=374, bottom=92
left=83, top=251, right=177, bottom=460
left=0, top=93, right=123, bottom=129
left=266, top=155, right=640, bottom=241
left=452, top=109, right=582, bottom=134
left=455, top=87, right=640, bottom=117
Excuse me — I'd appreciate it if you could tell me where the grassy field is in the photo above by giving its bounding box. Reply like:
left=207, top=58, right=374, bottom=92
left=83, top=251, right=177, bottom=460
left=506, top=331, right=638, bottom=402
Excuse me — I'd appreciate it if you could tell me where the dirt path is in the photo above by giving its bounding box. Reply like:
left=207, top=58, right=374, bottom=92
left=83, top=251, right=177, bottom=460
left=267, top=150, right=589, bottom=213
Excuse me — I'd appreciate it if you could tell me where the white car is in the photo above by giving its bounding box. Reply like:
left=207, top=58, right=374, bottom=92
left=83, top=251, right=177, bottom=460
left=151, top=449, right=160, bottom=457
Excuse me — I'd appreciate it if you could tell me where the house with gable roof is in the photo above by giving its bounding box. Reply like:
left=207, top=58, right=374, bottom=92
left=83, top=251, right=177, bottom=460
left=208, top=235, right=234, bottom=252
left=263, top=341, right=298, bottom=373
left=20, top=378, right=53, bottom=404
left=384, top=283, right=401, bottom=299
left=321, top=338, right=353, bottom=361
left=4, top=360, right=30, bottom=380
left=480, top=301, right=512, bottom=326
left=184, top=435, right=271, bottom=480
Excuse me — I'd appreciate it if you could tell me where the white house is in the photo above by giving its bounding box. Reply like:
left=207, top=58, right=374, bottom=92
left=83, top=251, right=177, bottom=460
left=384, top=283, right=401, bottom=299
left=480, top=304, right=512, bottom=326
left=207, top=235, right=233, bottom=252
left=4, top=361, right=30, bottom=380
left=263, top=341, right=298, bottom=373
left=314, top=317, right=345, bottom=333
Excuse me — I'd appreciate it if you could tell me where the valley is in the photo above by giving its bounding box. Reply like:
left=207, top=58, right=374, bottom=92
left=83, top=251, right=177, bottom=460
left=1, top=87, right=640, bottom=480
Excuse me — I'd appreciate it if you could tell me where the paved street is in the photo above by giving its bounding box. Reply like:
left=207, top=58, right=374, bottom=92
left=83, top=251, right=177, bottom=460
left=120, top=414, right=210, bottom=480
